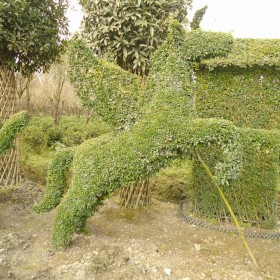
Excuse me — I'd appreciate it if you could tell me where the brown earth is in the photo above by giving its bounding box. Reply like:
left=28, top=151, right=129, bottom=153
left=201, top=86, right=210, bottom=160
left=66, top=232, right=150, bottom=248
left=0, top=181, right=280, bottom=280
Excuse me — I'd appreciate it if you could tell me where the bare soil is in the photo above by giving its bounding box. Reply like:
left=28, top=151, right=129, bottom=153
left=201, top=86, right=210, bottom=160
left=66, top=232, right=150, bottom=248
left=0, top=181, right=280, bottom=280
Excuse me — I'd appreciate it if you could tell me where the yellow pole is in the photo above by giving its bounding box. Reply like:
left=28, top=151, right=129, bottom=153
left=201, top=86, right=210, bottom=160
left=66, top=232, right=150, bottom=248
left=195, top=150, right=259, bottom=268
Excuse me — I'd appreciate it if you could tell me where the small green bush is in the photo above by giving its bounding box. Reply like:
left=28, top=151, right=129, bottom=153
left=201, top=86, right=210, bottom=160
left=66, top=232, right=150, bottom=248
left=47, top=128, right=62, bottom=147
left=21, top=126, right=47, bottom=153
left=151, top=159, right=193, bottom=202
left=0, top=111, right=30, bottom=155
left=19, top=115, right=112, bottom=183
left=20, top=115, right=112, bottom=152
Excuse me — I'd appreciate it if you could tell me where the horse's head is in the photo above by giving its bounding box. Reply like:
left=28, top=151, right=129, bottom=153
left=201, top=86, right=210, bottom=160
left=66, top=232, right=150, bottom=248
left=183, top=29, right=234, bottom=61
left=161, top=20, right=234, bottom=62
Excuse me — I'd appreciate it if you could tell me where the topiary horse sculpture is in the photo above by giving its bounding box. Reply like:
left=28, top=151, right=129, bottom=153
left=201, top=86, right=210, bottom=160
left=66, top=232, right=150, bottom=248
left=36, top=21, right=243, bottom=248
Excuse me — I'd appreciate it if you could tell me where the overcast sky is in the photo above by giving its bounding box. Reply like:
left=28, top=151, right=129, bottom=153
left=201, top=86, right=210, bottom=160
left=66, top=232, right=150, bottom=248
left=67, top=0, right=280, bottom=39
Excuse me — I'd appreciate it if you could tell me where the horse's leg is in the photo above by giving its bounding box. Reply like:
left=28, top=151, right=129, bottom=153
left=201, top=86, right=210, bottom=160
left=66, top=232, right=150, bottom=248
left=34, top=147, right=75, bottom=213
left=51, top=118, right=241, bottom=248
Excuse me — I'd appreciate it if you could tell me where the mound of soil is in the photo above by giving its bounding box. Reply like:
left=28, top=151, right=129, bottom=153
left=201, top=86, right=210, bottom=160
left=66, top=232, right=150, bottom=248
left=0, top=181, right=279, bottom=280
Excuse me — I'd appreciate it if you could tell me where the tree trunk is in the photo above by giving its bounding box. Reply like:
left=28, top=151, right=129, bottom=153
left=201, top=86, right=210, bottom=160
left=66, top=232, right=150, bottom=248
left=25, top=80, right=31, bottom=113
left=0, top=62, right=20, bottom=186
left=119, top=179, right=151, bottom=208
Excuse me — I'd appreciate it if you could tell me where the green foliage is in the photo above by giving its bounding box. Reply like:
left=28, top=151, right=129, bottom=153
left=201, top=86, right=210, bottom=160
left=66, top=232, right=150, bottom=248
left=68, top=27, right=233, bottom=129
left=195, top=39, right=280, bottom=129
left=190, top=5, right=208, bottom=30
left=80, top=0, right=191, bottom=75
left=151, top=159, right=193, bottom=202
left=19, top=115, right=112, bottom=184
left=34, top=133, right=113, bottom=213
left=48, top=21, right=238, bottom=248
left=200, top=38, right=280, bottom=69
left=194, top=40, right=280, bottom=224
left=47, top=128, right=62, bottom=147
left=192, top=128, right=280, bottom=228
left=181, top=29, right=234, bottom=61
left=0, top=111, right=30, bottom=155
left=20, top=150, right=54, bottom=185
left=22, top=129, right=47, bottom=154
left=33, top=147, right=76, bottom=213
left=67, top=38, right=147, bottom=129
left=20, top=115, right=112, bottom=153
left=0, top=0, right=68, bottom=76
left=52, top=118, right=241, bottom=248
left=195, top=67, right=280, bottom=129
left=41, top=20, right=279, bottom=248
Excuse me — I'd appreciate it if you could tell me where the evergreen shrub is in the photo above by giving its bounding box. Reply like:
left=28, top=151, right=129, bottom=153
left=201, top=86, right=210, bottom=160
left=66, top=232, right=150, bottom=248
left=80, top=0, right=189, bottom=75
left=19, top=116, right=112, bottom=183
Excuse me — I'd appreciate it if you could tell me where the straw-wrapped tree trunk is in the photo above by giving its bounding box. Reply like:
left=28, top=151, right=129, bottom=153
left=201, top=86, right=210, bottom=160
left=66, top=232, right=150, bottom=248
left=0, top=62, right=19, bottom=186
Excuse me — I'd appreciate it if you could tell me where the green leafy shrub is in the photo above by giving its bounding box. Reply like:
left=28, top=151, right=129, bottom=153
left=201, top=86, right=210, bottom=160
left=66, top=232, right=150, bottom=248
left=19, top=115, right=112, bottom=183
left=0, top=0, right=68, bottom=76
left=21, top=127, right=47, bottom=154
left=0, top=111, right=30, bottom=155
left=60, top=116, right=112, bottom=146
left=21, top=115, right=111, bottom=152
left=47, top=128, right=62, bottom=147
left=196, top=39, right=280, bottom=129
left=80, top=0, right=190, bottom=75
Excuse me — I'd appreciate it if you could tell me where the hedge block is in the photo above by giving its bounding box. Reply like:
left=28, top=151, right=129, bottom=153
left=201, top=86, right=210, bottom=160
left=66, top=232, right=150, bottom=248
left=191, top=128, right=280, bottom=228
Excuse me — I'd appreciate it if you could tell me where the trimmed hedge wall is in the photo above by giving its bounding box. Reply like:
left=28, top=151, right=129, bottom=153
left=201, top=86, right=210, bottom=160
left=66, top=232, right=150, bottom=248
left=192, top=128, right=280, bottom=228
left=196, top=38, right=280, bottom=130
left=191, top=38, right=280, bottom=226
left=195, top=67, right=280, bottom=129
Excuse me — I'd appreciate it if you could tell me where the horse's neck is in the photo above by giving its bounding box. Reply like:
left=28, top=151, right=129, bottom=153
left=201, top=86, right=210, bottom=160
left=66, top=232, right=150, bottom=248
left=145, top=53, right=195, bottom=122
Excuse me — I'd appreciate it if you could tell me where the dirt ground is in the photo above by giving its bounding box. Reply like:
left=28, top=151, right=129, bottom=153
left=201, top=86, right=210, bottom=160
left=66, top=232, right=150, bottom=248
left=0, top=181, right=280, bottom=280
